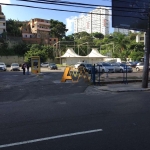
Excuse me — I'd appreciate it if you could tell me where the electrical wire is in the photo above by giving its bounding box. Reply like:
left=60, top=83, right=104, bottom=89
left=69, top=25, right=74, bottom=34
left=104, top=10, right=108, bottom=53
left=17, top=0, right=149, bottom=10
left=0, top=3, right=148, bottom=20
left=16, top=0, right=149, bottom=14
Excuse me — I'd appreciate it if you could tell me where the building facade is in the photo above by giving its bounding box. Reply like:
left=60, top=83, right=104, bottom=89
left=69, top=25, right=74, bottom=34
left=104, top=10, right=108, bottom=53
left=74, top=7, right=109, bottom=35
left=136, top=33, right=145, bottom=45
left=0, top=5, right=6, bottom=37
left=21, top=18, right=58, bottom=45
left=114, top=28, right=137, bottom=35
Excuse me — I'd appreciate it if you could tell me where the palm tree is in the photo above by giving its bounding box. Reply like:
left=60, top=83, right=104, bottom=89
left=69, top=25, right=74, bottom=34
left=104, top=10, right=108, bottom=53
left=113, top=32, right=130, bottom=52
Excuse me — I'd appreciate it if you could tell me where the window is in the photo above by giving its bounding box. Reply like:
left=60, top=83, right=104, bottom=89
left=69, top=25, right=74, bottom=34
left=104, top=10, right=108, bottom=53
left=140, top=37, right=144, bottom=41
left=3, top=29, right=5, bottom=32
left=54, top=39, right=56, bottom=41
left=3, top=23, right=5, bottom=26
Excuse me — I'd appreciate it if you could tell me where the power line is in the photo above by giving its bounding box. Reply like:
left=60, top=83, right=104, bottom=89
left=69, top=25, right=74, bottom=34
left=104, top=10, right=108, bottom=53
left=17, top=0, right=148, bottom=10
left=17, top=0, right=105, bottom=9
left=0, top=3, right=148, bottom=20
left=17, top=0, right=111, bottom=8
left=16, top=0, right=149, bottom=15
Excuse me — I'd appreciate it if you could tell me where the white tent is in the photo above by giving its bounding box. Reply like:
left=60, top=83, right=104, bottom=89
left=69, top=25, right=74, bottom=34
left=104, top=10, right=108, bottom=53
left=60, top=48, right=82, bottom=65
left=86, top=48, right=107, bottom=58
left=61, top=48, right=80, bottom=58
left=60, top=48, right=107, bottom=65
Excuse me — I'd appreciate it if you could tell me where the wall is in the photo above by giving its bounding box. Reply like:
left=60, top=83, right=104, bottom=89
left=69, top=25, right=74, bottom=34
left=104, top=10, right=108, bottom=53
left=0, top=56, right=24, bottom=65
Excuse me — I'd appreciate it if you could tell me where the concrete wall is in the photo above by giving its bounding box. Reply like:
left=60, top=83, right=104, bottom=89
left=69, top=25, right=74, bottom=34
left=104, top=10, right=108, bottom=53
left=0, top=56, right=24, bottom=65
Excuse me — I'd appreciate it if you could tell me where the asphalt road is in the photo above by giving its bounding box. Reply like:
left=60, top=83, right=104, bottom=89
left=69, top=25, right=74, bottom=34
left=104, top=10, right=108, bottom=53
left=0, top=71, right=150, bottom=150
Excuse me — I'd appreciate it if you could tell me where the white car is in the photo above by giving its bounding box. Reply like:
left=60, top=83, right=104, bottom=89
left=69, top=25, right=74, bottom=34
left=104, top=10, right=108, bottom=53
left=0, top=62, right=7, bottom=71
left=10, top=63, right=20, bottom=71
left=96, top=62, right=115, bottom=73
left=74, top=62, right=84, bottom=69
left=41, top=62, right=49, bottom=67
left=111, top=63, right=133, bottom=73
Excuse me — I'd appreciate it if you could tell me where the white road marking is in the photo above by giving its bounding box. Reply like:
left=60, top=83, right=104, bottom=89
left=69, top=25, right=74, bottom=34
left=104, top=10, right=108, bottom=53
left=0, top=129, right=103, bottom=148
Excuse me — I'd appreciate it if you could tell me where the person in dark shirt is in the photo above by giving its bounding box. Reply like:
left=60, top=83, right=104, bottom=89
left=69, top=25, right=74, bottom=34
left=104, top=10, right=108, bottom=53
left=26, top=63, right=30, bottom=75
left=22, top=63, right=26, bottom=75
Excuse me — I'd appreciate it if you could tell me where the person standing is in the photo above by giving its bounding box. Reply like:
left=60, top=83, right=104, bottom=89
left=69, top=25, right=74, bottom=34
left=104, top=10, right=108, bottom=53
left=22, top=63, right=26, bottom=75
left=26, top=63, right=30, bottom=75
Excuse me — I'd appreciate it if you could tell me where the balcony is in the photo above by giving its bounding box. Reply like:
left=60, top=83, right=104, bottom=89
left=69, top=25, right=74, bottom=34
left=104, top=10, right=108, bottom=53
left=36, top=21, right=50, bottom=26
left=0, top=26, right=6, bottom=29
left=0, top=19, right=5, bottom=22
left=37, top=27, right=50, bottom=32
left=0, top=14, right=5, bottom=18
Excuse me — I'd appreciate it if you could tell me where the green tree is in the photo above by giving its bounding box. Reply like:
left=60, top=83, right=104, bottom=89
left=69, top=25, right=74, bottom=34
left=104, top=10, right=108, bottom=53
left=113, top=32, right=130, bottom=52
left=12, top=43, right=31, bottom=56
left=129, top=51, right=144, bottom=61
left=92, top=32, right=104, bottom=39
left=25, top=44, right=49, bottom=62
left=6, top=19, right=22, bottom=37
left=50, top=19, right=68, bottom=40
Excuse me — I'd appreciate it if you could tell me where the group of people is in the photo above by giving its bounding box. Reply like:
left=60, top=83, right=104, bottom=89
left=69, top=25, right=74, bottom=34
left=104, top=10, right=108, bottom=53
left=22, top=63, right=30, bottom=75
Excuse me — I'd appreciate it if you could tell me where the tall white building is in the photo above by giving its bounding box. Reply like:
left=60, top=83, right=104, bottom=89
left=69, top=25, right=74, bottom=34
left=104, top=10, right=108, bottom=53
left=74, top=7, right=109, bottom=35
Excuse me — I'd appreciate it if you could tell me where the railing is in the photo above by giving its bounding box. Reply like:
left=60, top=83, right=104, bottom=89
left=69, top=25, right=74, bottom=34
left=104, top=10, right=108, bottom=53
left=91, top=64, right=128, bottom=85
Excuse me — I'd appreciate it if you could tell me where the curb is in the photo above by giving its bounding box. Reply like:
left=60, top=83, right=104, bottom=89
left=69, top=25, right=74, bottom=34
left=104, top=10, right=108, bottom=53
left=93, top=79, right=150, bottom=85
left=99, top=88, right=150, bottom=92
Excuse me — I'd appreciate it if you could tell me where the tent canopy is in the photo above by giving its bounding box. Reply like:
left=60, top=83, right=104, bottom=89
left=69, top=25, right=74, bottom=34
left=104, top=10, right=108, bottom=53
left=85, top=48, right=107, bottom=58
left=60, top=48, right=107, bottom=58
left=60, top=48, right=81, bottom=58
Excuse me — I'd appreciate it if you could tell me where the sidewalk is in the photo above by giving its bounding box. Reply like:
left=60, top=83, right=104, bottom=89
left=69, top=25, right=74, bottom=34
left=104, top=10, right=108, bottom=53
left=85, top=82, right=150, bottom=94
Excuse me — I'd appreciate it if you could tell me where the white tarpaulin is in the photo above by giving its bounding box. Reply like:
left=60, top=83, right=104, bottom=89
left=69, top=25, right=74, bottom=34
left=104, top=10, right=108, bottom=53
left=85, top=48, right=107, bottom=58
left=60, top=48, right=108, bottom=65
left=60, top=48, right=81, bottom=58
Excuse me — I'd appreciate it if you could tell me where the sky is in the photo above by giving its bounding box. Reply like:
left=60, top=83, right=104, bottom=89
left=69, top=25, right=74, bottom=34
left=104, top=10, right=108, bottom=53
left=0, top=0, right=114, bottom=35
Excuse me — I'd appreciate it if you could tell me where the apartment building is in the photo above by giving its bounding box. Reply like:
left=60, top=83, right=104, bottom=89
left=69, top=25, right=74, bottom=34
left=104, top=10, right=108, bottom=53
left=74, top=7, right=109, bottom=35
left=21, top=18, right=58, bottom=45
left=0, top=5, right=6, bottom=37
left=136, top=33, right=145, bottom=45
left=114, top=28, right=137, bottom=35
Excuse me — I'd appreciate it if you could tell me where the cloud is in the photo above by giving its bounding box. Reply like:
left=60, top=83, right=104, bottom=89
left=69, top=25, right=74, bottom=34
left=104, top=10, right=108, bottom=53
left=66, top=16, right=77, bottom=36
left=0, top=0, right=11, bottom=7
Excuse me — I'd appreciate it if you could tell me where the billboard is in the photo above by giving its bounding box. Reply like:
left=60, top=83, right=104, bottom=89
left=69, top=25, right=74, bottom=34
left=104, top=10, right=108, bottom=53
left=112, top=0, right=149, bottom=31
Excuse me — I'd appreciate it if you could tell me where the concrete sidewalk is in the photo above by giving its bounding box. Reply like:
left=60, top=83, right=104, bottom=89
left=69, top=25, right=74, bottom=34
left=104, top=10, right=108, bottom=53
left=85, top=82, right=150, bottom=94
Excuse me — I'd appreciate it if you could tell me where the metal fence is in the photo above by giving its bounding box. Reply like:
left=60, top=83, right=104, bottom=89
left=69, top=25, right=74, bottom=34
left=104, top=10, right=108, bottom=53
left=91, top=64, right=128, bottom=85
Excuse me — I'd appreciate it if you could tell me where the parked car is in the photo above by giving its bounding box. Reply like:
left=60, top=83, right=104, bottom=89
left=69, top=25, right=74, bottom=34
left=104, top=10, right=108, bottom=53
left=41, top=62, right=49, bottom=67
left=48, top=63, right=58, bottom=70
left=96, top=62, right=115, bottom=73
left=126, top=62, right=137, bottom=68
left=10, top=63, right=20, bottom=71
left=74, top=62, right=84, bottom=69
left=95, top=64, right=108, bottom=73
left=0, top=62, right=7, bottom=71
left=120, top=63, right=133, bottom=73
left=110, top=63, right=124, bottom=73
left=78, top=63, right=97, bottom=74
left=135, top=62, right=147, bottom=71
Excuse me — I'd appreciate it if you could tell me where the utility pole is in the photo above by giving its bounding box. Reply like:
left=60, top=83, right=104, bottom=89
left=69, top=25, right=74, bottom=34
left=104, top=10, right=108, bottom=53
left=142, top=12, right=150, bottom=88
